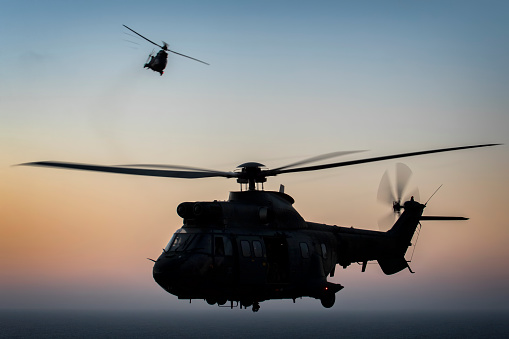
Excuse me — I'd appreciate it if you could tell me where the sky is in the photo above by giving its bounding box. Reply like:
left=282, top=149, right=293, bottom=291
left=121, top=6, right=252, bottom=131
left=1, top=0, right=509, bottom=313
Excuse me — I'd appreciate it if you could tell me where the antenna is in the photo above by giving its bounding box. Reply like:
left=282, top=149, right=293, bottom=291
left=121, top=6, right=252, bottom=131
left=425, top=184, right=443, bottom=206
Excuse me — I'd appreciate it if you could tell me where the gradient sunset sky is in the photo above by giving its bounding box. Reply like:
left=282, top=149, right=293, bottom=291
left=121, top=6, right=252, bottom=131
left=1, top=0, right=508, bottom=312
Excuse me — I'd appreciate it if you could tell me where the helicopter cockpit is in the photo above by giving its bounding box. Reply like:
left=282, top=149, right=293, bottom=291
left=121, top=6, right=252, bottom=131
left=155, top=230, right=216, bottom=295
left=164, top=231, right=212, bottom=255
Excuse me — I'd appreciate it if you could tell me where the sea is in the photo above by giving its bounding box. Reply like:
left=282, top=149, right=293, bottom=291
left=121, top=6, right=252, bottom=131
left=1, top=309, right=508, bottom=338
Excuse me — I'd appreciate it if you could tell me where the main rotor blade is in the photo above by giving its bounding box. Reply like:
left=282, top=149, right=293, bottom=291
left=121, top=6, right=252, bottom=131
left=271, top=150, right=365, bottom=172
left=272, top=144, right=500, bottom=177
left=21, top=161, right=236, bottom=179
left=168, top=49, right=210, bottom=65
left=395, top=163, right=412, bottom=202
left=123, top=25, right=164, bottom=49
left=119, top=164, right=232, bottom=176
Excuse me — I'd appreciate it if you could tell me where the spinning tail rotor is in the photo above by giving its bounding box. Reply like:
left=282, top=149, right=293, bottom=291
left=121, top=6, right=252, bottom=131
left=145, top=49, right=155, bottom=64
left=377, top=163, right=420, bottom=230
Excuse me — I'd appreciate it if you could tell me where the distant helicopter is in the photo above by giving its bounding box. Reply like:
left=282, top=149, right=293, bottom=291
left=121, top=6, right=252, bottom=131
left=123, top=25, right=209, bottom=76
left=22, top=143, right=498, bottom=312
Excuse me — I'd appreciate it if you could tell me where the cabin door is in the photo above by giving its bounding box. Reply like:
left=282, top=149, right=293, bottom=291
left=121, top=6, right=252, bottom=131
left=236, top=236, right=267, bottom=285
left=212, top=235, right=234, bottom=285
left=264, top=236, right=289, bottom=284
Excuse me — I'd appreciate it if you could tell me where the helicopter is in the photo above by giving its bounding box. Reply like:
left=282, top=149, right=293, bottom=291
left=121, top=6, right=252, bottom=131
left=123, top=25, right=209, bottom=76
left=22, top=143, right=499, bottom=312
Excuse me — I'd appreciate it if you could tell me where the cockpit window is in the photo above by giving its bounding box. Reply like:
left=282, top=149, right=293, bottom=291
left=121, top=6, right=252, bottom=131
left=166, top=233, right=212, bottom=254
left=164, top=233, right=178, bottom=252
left=169, top=233, right=192, bottom=251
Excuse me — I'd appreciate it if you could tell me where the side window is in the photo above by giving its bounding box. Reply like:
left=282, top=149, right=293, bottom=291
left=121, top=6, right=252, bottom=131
left=241, top=240, right=251, bottom=257
left=321, top=243, right=327, bottom=259
left=224, top=237, right=233, bottom=256
left=300, top=242, right=310, bottom=259
left=193, top=234, right=212, bottom=254
left=253, top=240, right=263, bottom=257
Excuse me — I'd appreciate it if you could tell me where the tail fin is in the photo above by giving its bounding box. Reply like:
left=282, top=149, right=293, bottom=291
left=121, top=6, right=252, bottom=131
left=378, top=200, right=425, bottom=275
left=387, top=200, right=425, bottom=245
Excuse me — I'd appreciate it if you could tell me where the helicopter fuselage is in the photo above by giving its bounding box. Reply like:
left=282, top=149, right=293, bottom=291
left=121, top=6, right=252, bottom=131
left=144, top=49, right=168, bottom=75
left=23, top=144, right=494, bottom=311
left=153, top=190, right=424, bottom=310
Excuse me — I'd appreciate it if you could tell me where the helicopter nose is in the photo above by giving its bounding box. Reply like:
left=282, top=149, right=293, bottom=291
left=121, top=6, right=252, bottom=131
left=152, top=253, right=213, bottom=295
left=153, top=255, right=182, bottom=292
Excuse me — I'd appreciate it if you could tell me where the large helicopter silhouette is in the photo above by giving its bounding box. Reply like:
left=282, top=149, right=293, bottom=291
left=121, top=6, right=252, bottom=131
left=22, top=143, right=498, bottom=312
left=123, top=25, right=209, bottom=76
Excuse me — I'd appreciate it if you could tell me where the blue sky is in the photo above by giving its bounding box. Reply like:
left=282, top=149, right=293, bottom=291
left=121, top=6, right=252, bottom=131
left=1, top=1, right=508, bottom=312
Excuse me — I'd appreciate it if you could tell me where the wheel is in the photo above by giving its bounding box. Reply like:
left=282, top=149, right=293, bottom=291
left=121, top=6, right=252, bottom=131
left=320, top=293, right=335, bottom=308
left=252, top=302, right=260, bottom=312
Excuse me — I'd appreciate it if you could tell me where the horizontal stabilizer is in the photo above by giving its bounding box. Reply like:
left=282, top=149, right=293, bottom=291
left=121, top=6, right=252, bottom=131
left=420, top=216, right=468, bottom=221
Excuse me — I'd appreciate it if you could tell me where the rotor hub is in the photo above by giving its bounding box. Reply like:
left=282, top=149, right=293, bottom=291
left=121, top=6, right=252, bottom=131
left=236, top=162, right=267, bottom=190
left=393, top=200, right=403, bottom=214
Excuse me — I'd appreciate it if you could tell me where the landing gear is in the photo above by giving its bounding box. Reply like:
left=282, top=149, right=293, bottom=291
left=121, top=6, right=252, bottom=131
left=240, top=300, right=252, bottom=309
left=239, top=299, right=260, bottom=312
left=206, top=297, right=228, bottom=306
left=320, top=293, right=335, bottom=308
left=252, top=302, right=260, bottom=312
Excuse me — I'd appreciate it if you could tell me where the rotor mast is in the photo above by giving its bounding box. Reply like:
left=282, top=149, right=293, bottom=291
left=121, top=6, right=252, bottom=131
left=236, top=162, right=267, bottom=191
